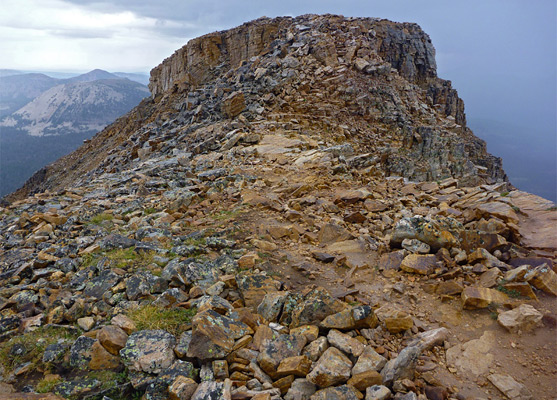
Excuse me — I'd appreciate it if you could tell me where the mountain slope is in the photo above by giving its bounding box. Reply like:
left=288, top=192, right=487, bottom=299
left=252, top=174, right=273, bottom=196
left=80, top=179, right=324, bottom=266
left=8, top=15, right=507, bottom=200
left=1, top=78, right=149, bottom=136
left=0, top=73, right=59, bottom=117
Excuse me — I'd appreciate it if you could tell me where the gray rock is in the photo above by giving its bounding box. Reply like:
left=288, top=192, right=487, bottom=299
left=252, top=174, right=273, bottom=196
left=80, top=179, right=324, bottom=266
left=69, top=336, right=96, bottom=369
left=310, top=385, right=360, bottom=399
left=285, top=378, right=317, bottom=400
left=401, top=238, right=430, bottom=254
left=191, top=380, right=224, bottom=400
left=120, top=330, right=176, bottom=374
left=366, top=385, right=392, bottom=400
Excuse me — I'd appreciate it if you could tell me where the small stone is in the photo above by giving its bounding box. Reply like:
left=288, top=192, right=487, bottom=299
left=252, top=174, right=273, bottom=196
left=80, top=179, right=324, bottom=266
left=169, top=376, right=198, bottom=400
left=348, top=370, right=382, bottom=391
left=273, top=374, right=295, bottom=395
left=311, top=385, right=361, bottom=400
left=365, top=385, right=391, bottom=400
left=77, top=317, right=95, bottom=332
left=111, top=314, right=136, bottom=334
left=277, top=355, right=312, bottom=377
left=352, top=346, right=387, bottom=375
left=89, top=341, right=120, bottom=370
left=303, top=336, right=328, bottom=362
left=290, top=325, right=319, bottom=342
left=526, top=264, right=557, bottom=296
left=285, top=378, right=317, bottom=400
left=213, top=360, right=229, bottom=379
left=98, top=325, right=128, bottom=355
left=320, top=305, right=378, bottom=330
left=401, top=239, right=430, bottom=254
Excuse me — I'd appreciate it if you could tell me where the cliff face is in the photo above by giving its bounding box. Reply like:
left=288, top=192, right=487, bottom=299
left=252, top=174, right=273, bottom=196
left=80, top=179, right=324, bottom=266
left=7, top=14, right=507, bottom=201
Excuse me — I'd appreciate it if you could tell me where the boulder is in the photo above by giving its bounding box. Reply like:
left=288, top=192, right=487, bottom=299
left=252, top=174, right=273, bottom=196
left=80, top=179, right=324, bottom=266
left=400, top=254, right=438, bottom=275
left=237, top=273, right=281, bottom=309
left=257, top=333, right=307, bottom=378
left=461, top=287, right=509, bottom=309
left=352, top=346, right=387, bottom=375
left=326, top=329, right=364, bottom=357
left=187, top=309, right=251, bottom=359
left=290, top=288, right=347, bottom=328
left=120, top=330, right=176, bottom=374
left=306, top=347, right=352, bottom=388
left=320, top=305, right=378, bottom=330
left=391, top=216, right=462, bottom=251
left=497, top=304, right=543, bottom=333
left=98, top=325, right=128, bottom=355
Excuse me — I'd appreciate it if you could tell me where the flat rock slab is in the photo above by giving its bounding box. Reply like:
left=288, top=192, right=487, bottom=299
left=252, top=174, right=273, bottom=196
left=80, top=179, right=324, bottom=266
left=488, top=374, right=533, bottom=400
left=509, top=191, right=557, bottom=251
left=446, top=331, right=494, bottom=377
left=461, top=286, right=509, bottom=309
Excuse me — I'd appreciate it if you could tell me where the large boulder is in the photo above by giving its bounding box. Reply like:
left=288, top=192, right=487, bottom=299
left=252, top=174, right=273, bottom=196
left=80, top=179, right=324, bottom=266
left=391, top=216, right=462, bottom=251
left=120, top=330, right=176, bottom=374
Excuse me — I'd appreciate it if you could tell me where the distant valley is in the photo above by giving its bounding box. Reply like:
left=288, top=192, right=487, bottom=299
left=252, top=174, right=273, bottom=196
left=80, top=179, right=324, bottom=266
left=0, top=69, right=149, bottom=197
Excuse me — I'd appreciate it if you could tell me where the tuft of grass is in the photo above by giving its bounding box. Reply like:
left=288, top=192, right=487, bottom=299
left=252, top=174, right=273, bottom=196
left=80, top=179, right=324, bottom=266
left=546, top=206, right=557, bottom=211
left=143, top=207, right=157, bottom=215
left=496, top=284, right=522, bottom=299
left=86, top=370, right=127, bottom=390
left=80, top=248, right=156, bottom=271
left=127, top=305, right=196, bottom=336
left=0, top=326, right=80, bottom=374
left=36, top=375, right=63, bottom=393
left=88, top=213, right=114, bottom=225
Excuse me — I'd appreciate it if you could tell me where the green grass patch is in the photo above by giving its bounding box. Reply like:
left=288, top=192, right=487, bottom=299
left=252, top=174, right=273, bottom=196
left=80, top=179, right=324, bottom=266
left=496, top=284, right=522, bottom=299
left=86, top=370, right=127, bottom=390
left=143, top=207, right=157, bottom=215
left=80, top=247, right=156, bottom=271
left=127, top=305, right=196, bottom=336
left=36, top=375, right=63, bottom=393
left=0, top=326, right=80, bottom=375
left=88, top=213, right=114, bottom=225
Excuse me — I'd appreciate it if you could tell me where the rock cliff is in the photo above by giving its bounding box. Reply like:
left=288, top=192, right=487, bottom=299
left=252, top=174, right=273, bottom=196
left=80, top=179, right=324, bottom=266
left=7, top=14, right=506, bottom=201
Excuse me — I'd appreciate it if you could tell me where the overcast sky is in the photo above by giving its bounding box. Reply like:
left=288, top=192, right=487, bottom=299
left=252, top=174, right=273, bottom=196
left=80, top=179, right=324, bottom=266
left=1, top=0, right=556, bottom=197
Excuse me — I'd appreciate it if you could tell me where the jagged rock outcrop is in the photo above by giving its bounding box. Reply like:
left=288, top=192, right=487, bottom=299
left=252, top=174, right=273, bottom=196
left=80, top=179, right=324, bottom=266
left=7, top=14, right=506, bottom=202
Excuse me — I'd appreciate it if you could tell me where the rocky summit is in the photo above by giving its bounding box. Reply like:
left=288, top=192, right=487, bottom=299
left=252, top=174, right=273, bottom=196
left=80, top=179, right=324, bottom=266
left=0, top=14, right=555, bottom=400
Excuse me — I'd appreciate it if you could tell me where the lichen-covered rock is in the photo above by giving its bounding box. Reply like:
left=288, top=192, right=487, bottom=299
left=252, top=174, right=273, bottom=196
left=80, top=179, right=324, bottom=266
left=257, top=333, right=307, bottom=378
left=326, top=329, right=364, bottom=357
left=289, top=288, right=347, bottom=328
left=187, top=309, right=251, bottom=360
left=69, top=336, right=96, bottom=369
left=237, top=273, right=282, bottom=309
left=120, top=330, right=176, bottom=374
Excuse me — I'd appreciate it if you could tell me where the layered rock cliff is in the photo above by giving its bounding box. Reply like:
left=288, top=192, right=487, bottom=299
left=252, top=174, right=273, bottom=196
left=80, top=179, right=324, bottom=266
left=7, top=14, right=506, bottom=202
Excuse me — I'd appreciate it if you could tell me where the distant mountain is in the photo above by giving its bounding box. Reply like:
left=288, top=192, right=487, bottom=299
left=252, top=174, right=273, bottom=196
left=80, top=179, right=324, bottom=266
left=63, top=68, right=120, bottom=83
left=114, top=72, right=150, bottom=85
left=0, top=69, right=23, bottom=77
left=0, top=73, right=59, bottom=117
left=1, top=78, right=149, bottom=136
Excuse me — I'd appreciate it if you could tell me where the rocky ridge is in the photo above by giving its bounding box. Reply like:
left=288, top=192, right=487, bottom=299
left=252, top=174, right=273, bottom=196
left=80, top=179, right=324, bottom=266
left=0, top=14, right=555, bottom=400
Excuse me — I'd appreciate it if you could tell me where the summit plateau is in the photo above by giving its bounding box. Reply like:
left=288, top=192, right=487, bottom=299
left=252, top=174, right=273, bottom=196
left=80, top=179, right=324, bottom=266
left=0, top=14, right=555, bottom=400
